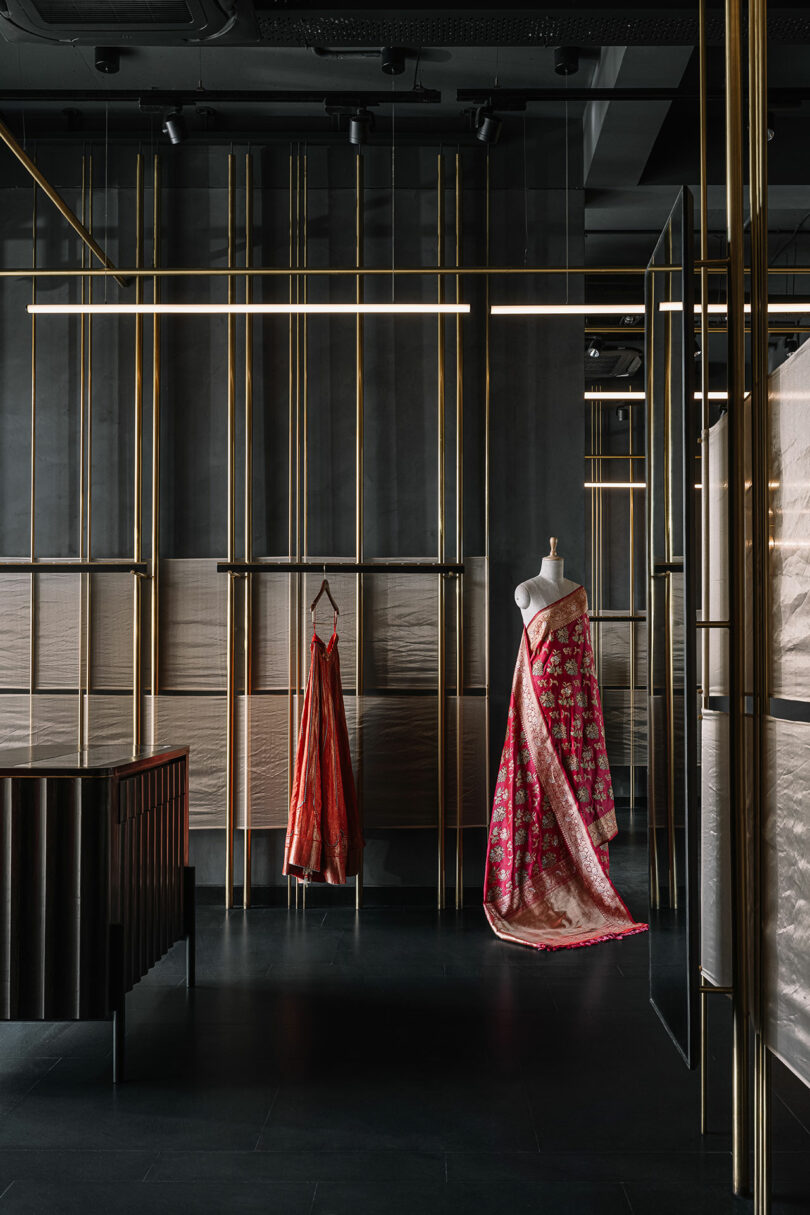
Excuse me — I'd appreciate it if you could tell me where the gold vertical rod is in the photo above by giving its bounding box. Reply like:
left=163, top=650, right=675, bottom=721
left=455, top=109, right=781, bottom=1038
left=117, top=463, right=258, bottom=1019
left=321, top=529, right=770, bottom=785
left=664, top=226, right=678, bottom=910
left=454, top=151, right=464, bottom=910
left=629, top=403, right=636, bottom=813
left=294, top=150, right=303, bottom=892
left=287, top=149, right=295, bottom=912
left=355, top=150, right=365, bottom=911
left=699, top=0, right=712, bottom=714
left=29, top=181, right=37, bottom=708
left=78, top=154, right=87, bottom=750
left=84, top=155, right=94, bottom=737
left=225, top=151, right=237, bottom=910
left=700, top=986, right=709, bottom=1133
left=749, top=0, right=770, bottom=1208
left=436, top=151, right=447, bottom=912
left=150, top=154, right=161, bottom=720
left=646, top=291, right=661, bottom=912
left=243, top=151, right=254, bottom=909
left=484, top=149, right=491, bottom=828
left=132, top=152, right=144, bottom=750
left=725, top=0, right=750, bottom=1194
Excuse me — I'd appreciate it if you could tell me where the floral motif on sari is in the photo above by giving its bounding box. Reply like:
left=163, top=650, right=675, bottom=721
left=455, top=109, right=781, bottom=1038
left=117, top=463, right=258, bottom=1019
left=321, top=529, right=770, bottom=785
left=483, top=585, right=647, bottom=951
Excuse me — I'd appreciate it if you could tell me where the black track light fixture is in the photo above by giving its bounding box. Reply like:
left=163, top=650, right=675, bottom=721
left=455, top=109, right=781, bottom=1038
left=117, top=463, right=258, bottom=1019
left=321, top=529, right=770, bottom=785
left=349, top=107, right=374, bottom=146
left=475, top=105, right=502, bottom=145
left=94, top=46, right=120, bottom=75
left=381, top=47, right=406, bottom=76
left=554, top=46, right=580, bottom=77
left=785, top=334, right=800, bottom=354
left=586, top=337, right=603, bottom=360
left=162, top=109, right=187, bottom=145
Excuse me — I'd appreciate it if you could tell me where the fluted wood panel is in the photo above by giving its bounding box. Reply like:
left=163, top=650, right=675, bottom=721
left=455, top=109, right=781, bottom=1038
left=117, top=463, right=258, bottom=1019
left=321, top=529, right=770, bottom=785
left=0, top=750, right=187, bottom=1021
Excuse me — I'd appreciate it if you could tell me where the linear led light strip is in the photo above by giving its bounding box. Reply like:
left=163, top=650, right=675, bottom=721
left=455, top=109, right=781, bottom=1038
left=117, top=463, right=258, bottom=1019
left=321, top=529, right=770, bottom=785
left=27, top=302, right=470, bottom=316
left=660, top=302, right=810, bottom=314
left=583, top=391, right=728, bottom=401
left=492, top=304, right=640, bottom=315
left=492, top=303, right=810, bottom=315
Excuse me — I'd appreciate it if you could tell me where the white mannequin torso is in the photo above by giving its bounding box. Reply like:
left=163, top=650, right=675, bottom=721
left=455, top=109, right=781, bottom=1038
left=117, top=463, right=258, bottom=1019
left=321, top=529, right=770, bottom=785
left=514, top=552, right=581, bottom=627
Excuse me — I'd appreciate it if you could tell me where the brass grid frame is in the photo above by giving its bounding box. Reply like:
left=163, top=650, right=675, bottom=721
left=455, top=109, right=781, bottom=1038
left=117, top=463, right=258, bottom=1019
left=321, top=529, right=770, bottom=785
left=6, top=147, right=667, bottom=917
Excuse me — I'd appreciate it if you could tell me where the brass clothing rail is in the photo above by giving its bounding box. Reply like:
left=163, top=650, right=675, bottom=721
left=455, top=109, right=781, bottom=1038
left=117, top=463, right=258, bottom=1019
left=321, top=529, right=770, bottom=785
left=0, top=561, right=148, bottom=574
left=217, top=562, right=465, bottom=575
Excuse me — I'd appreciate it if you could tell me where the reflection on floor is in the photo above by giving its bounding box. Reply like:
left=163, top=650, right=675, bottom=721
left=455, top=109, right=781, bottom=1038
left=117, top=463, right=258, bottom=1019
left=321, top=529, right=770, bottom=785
left=0, top=810, right=808, bottom=1213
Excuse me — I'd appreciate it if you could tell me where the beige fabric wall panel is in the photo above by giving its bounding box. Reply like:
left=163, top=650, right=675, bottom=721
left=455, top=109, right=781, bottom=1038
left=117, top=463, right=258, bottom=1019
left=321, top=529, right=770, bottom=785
left=764, top=715, right=810, bottom=1088
left=602, top=689, right=647, bottom=765
left=0, top=575, right=30, bottom=688
left=84, top=693, right=132, bottom=747
left=446, top=695, right=489, bottom=828
left=359, top=695, right=438, bottom=828
left=146, top=694, right=226, bottom=828
left=89, top=573, right=133, bottom=690
left=363, top=573, right=438, bottom=690
left=461, top=556, right=487, bottom=690
left=30, top=693, right=79, bottom=746
left=159, top=560, right=226, bottom=691
left=236, top=695, right=291, bottom=830
left=700, top=708, right=733, bottom=988
left=768, top=343, right=810, bottom=700
left=595, top=614, right=647, bottom=690
left=34, top=573, right=81, bottom=689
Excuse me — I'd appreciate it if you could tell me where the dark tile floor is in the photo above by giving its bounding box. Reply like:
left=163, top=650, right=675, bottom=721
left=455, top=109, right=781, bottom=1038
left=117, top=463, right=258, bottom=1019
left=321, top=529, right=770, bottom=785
left=1, top=815, right=809, bottom=1214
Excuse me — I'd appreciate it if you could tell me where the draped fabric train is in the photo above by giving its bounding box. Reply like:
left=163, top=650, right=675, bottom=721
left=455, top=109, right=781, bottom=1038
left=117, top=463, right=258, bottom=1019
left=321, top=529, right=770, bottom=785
left=284, top=624, right=363, bottom=885
left=484, top=585, right=647, bottom=950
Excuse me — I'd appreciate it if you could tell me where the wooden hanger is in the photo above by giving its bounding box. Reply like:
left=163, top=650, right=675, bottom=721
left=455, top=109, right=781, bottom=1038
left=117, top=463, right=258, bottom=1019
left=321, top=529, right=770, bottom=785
left=310, top=575, right=340, bottom=621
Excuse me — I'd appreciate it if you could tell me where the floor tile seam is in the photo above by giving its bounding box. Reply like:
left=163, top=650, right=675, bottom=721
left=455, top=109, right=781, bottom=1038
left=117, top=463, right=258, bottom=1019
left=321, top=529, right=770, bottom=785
left=521, top=1082, right=542, bottom=1153
left=775, top=1092, right=810, bottom=1138
left=254, top=1086, right=281, bottom=1151
left=1, top=1057, right=62, bottom=1117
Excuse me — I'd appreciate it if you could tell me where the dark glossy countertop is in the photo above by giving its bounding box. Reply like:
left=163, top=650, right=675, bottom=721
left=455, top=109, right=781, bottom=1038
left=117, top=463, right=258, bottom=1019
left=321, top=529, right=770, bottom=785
left=0, top=743, right=188, bottom=779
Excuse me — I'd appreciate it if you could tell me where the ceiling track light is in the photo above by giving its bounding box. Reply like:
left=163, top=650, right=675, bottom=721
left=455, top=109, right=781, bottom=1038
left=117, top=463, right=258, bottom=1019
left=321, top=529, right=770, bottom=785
left=349, top=107, right=374, bottom=146
left=162, top=109, right=187, bottom=145
left=553, top=46, right=580, bottom=77
left=380, top=47, right=406, bottom=76
left=94, top=46, right=120, bottom=75
left=475, top=105, right=502, bottom=146
left=586, top=337, right=603, bottom=359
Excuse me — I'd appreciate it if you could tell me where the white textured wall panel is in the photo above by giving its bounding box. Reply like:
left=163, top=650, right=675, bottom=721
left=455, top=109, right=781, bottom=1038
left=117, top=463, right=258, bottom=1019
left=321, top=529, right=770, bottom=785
left=700, top=709, right=732, bottom=988
left=764, top=715, right=810, bottom=1088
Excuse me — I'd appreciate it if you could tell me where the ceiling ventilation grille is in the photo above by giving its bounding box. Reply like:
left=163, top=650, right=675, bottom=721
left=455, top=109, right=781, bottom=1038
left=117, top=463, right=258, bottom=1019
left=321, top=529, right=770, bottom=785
left=255, top=10, right=810, bottom=47
left=0, top=0, right=256, bottom=42
left=33, top=0, right=194, bottom=24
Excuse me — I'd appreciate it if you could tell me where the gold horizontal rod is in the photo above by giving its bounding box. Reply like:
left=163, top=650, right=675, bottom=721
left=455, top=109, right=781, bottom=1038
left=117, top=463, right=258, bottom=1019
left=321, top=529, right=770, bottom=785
left=696, top=619, right=731, bottom=628
left=0, top=265, right=657, bottom=278
left=0, top=117, right=128, bottom=288
left=6, top=264, right=810, bottom=280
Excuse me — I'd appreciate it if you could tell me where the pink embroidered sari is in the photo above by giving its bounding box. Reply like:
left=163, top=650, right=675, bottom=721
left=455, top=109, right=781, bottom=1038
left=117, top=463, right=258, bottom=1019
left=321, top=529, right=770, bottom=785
left=484, top=586, right=647, bottom=950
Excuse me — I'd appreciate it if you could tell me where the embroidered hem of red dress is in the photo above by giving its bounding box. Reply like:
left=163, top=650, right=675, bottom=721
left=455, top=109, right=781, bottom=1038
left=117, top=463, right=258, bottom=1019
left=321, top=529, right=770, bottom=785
left=483, top=586, right=648, bottom=951
left=283, top=627, right=363, bottom=886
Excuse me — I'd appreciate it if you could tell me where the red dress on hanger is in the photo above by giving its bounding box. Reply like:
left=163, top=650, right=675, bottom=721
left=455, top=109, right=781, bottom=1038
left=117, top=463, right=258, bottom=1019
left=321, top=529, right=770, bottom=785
left=283, top=616, right=363, bottom=885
